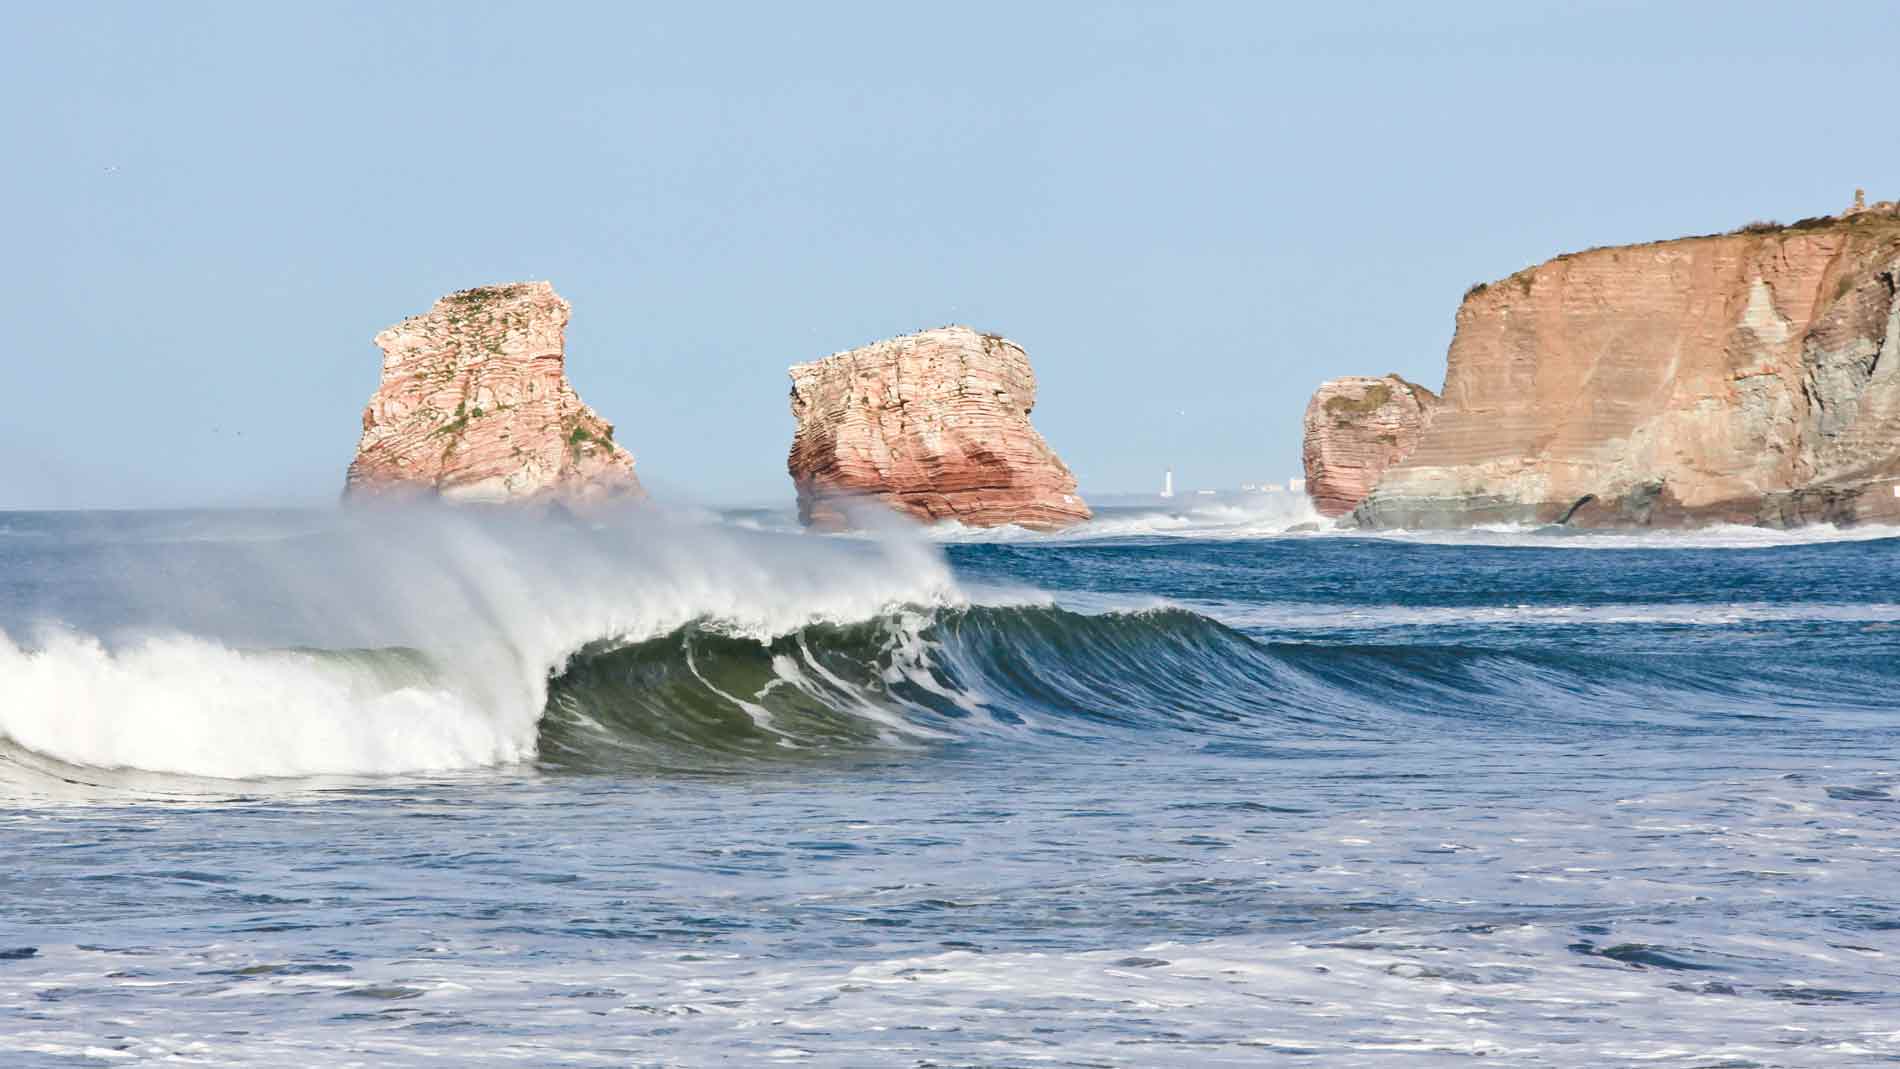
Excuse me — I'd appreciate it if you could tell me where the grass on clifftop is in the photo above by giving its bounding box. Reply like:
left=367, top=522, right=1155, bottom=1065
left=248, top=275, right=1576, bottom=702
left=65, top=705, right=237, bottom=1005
left=1462, top=209, right=1900, bottom=302
left=447, top=283, right=531, bottom=306
left=1324, top=382, right=1391, bottom=417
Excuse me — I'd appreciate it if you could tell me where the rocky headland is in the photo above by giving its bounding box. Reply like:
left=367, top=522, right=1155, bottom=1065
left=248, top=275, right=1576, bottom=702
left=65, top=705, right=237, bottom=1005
left=344, top=282, right=643, bottom=504
left=1301, top=374, right=1440, bottom=517
left=786, top=326, right=1090, bottom=530
left=1310, top=199, right=1900, bottom=529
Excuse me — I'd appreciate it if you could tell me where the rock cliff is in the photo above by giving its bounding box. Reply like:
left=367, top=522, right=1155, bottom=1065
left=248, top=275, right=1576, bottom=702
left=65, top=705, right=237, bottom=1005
left=1301, top=374, right=1440, bottom=517
left=1343, top=207, right=1900, bottom=528
left=787, top=326, right=1090, bottom=530
left=344, top=282, right=643, bottom=504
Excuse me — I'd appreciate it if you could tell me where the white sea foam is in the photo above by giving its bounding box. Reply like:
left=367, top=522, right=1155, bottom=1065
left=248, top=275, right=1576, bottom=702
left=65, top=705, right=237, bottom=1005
left=9, top=763, right=1895, bottom=1066
left=0, top=631, right=523, bottom=778
left=1350, top=521, right=1900, bottom=550
left=0, top=507, right=962, bottom=779
left=897, top=492, right=1900, bottom=549
left=723, top=496, right=1900, bottom=549
left=925, top=494, right=1326, bottom=543
left=1164, top=598, right=1900, bottom=633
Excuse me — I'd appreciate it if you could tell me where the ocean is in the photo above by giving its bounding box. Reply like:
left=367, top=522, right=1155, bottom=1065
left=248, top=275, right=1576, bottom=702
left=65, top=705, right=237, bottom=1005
left=1, top=503, right=1897, bottom=1067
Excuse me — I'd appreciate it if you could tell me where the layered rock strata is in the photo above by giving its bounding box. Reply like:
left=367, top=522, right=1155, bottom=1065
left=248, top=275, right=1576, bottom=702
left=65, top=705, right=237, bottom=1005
left=787, top=326, right=1090, bottom=530
left=1340, top=208, right=1900, bottom=528
left=344, top=282, right=643, bottom=503
left=1301, top=374, right=1440, bottom=516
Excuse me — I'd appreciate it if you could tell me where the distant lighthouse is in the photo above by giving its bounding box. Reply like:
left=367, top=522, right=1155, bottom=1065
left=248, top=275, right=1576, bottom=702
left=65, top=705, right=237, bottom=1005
left=1161, top=469, right=1174, bottom=498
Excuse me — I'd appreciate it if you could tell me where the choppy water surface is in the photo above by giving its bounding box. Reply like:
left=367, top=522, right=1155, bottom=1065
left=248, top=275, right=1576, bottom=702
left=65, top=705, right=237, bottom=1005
left=2, top=505, right=1898, bottom=1066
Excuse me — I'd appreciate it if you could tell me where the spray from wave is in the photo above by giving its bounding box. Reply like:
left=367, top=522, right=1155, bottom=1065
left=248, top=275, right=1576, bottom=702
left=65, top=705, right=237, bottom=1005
left=0, top=507, right=959, bottom=779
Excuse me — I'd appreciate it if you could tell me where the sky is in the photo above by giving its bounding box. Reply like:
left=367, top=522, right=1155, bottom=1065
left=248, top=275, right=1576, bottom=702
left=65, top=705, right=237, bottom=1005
left=3, top=2, right=1897, bottom=508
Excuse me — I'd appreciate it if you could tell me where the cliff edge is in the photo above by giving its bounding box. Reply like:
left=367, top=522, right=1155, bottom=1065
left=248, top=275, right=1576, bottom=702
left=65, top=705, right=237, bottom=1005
left=1343, top=206, right=1900, bottom=528
left=344, top=282, right=643, bottom=504
left=787, top=326, right=1090, bottom=530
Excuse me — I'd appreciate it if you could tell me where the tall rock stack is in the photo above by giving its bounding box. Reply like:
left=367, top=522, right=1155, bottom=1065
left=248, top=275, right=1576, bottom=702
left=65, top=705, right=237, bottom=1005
left=344, top=282, right=643, bottom=504
left=787, top=326, right=1091, bottom=530
left=1301, top=374, right=1440, bottom=517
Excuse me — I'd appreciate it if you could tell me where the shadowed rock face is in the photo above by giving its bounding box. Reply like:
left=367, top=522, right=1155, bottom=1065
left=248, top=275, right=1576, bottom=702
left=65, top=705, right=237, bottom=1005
left=1351, top=211, right=1900, bottom=529
left=1302, top=375, right=1440, bottom=517
left=787, top=326, right=1090, bottom=530
left=344, top=282, right=642, bottom=504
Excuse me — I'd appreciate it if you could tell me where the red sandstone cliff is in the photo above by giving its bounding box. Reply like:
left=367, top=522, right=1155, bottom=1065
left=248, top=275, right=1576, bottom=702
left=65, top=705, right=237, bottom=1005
left=344, top=282, right=643, bottom=504
left=1302, top=375, right=1439, bottom=517
left=787, top=326, right=1090, bottom=530
left=1336, top=206, right=1900, bottom=528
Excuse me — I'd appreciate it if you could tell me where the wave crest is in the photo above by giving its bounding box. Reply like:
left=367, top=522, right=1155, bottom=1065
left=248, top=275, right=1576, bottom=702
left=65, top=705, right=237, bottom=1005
left=0, top=507, right=959, bottom=780
left=7, top=505, right=1895, bottom=786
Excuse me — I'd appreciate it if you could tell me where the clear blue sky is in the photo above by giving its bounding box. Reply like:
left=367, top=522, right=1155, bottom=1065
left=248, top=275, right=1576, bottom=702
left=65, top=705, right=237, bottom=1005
left=4, top=2, right=1896, bottom=508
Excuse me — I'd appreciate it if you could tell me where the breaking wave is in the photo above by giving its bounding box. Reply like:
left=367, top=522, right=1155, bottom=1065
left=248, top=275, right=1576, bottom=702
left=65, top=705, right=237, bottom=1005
left=0, top=507, right=957, bottom=781
left=4, top=505, right=1897, bottom=786
left=8, top=604, right=1897, bottom=786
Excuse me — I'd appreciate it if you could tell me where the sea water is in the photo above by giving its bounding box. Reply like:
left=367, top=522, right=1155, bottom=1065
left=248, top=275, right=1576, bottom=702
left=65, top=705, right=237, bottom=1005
left=1, top=504, right=1897, bottom=1066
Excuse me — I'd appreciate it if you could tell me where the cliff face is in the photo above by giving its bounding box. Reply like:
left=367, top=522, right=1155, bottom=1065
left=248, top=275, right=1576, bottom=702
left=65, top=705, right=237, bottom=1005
left=1352, top=210, right=1900, bottom=528
left=344, top=282, right=643, bottom=504
left=787, top=326, right=1090, bottom=530
left=1302, top=374, right=1440, bottom=517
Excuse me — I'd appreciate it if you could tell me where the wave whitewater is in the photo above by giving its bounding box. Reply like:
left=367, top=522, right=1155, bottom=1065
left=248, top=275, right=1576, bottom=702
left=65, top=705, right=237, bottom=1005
left=4, top=506, right=1896, bottom=785
left=0, top=507, right=957, bottom=781
left=10, top=599, right=1896, bottom=785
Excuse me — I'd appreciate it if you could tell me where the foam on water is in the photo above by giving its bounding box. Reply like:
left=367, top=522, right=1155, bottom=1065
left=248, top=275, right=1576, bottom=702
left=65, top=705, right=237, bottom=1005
left=1160, top=598, right=1900, bottom=632
left=1351, top=520, right=1900, bottom=550
left=0, top=632, right=523, bottom=777
left=919, top=493, right=1900, bottom=550
left=925, top=493, right=1325, bottom=542
left=4, top=757, right=1896, bottom=1066
left=0, top=507, right=961, bottom=779
left=4, top=507, right=1899, bottom=1066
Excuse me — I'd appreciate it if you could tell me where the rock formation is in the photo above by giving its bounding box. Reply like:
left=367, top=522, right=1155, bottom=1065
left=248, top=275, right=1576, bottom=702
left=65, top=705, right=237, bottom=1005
left=1301, top=374, right=1440, bottom=517
left=344, top=282, right=643, bottom=504
left=1331, top=206, right=1900, bottom=528
left=787, top=326, right=1090, bottom=530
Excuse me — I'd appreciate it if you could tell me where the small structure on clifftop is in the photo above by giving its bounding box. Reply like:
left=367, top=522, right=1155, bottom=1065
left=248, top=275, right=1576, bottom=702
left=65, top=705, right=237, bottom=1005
left=344, top=282, right=643, bottom=504
left=1301, top=374, right=1440, bottom=517
left=786, top=326, right=1090, bottom=530
left=1845, top=188, right=1899, bottom=218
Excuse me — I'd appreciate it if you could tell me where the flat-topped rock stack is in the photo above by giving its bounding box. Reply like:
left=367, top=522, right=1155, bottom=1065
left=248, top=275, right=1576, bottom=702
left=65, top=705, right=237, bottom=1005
left=344, top=282, right=643, bottom=504
left=787, top=326, right=1090, bottom=530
